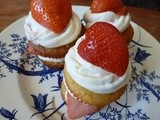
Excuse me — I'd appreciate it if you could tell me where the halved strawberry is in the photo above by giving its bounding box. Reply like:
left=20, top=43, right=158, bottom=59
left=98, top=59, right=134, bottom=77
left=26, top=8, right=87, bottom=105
left=30, top=0, right=72, bottom=33
left=78, top=22, right=129, bottom=77
left=67, top=93, right=98, bottom=119
left=91, top=0, right=128, bottom=15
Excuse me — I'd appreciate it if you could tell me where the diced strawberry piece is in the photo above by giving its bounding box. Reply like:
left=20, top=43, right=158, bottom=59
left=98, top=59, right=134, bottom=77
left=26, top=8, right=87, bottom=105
left=30, top=0, right=72, bottom=33
left=78, top=22, right=129, bottom=77
left=67, top=93, right=98, bottom=119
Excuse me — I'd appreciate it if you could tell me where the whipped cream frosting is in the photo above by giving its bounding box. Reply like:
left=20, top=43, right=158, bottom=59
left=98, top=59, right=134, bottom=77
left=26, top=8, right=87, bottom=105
left=65, top=35, right=131, bottom=94
left=24, top=11, right=81, bottom=48
left=83, top=10, right=131, bottom=32
left=38, top=56, right=64, bottom=63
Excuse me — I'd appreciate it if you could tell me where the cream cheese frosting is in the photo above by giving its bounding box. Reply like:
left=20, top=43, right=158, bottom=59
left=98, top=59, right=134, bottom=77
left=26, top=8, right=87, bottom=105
left=83, top=10, right=131, bottom=32
left=24, top=11, right=81, bottom=48
left=65, top=35, right=131, bottom=94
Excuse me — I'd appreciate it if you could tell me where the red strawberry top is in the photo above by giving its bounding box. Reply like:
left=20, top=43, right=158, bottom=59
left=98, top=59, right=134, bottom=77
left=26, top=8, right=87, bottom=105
left=91, top=0, right=128, bottom=15
left=77, top=22, right=129, bottom=77
left=30, top=0, right=72, bottom=33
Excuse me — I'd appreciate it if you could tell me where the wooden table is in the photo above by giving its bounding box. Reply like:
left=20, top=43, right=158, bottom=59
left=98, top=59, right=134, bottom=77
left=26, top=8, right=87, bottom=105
left=0, top=0, right=160, bottom=42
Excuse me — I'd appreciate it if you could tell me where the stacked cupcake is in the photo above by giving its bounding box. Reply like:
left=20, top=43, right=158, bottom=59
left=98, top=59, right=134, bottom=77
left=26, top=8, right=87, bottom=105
left=61, top=22, right=131, bottom=119
left=24, top=0, right=84, bottom=69
left=83, top=0, right=134, bottom=43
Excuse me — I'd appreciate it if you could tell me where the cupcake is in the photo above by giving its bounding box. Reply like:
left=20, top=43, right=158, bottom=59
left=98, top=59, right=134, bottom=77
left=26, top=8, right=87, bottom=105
left=24, top=0, right=84, bottom=69
left=61, top=22, right=131, bottom=119
left=83, top=0, right=134, bottom=44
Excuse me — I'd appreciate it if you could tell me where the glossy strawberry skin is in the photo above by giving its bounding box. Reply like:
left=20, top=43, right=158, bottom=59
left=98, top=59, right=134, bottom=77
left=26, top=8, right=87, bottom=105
left=30, top=0, right=72, bottom=33
left=78, top=22, right=129, bottom=77
left=91, top=0, right=128, bottom=15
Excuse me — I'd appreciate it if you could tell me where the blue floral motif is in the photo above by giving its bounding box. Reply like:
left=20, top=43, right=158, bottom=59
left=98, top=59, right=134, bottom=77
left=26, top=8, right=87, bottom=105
left=85, top=105, right=122, bottom=120
left=134, top=47, right=151, bottom=65
left=31, top=93, right=65, bottom=119
left=0, top=107, right=18, bottom=120
left=51, top=71, right=63, bottom=92
left=130, top=66, right=160, bottom=102
left=0, top=34, right=59, bottom=81
left=31, top=93, right=53, bottom=118
left=31, top=93, right=50, bottom=113
left=129, top=44, right=160, bottom=103
left=0, top=41, right=12, bottom=59
left=127, top=109, right=150, bottom=120
left=8, top=34, right=27, bottom=55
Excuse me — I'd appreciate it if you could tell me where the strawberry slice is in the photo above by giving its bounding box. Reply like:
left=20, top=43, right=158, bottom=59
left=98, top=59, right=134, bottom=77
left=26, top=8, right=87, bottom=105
left=78, top=22, right=129, bottom=77
left=91, top=0, right=128, bottom=15
left=30, top=0, right=72, bottom=33
left=67, top=93, right=98, bottom=119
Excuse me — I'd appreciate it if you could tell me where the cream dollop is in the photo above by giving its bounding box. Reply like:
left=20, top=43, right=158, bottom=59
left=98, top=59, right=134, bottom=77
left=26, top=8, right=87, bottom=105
left=24, top=11, right=81, bottom=48
left=65, top=35, right=131, bottom=94
left=83, top=10, right=131, bottom=32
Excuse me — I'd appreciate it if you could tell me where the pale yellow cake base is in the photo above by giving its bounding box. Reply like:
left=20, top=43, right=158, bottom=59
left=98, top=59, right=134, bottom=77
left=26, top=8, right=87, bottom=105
left=61, top=67, right=127, bottom=109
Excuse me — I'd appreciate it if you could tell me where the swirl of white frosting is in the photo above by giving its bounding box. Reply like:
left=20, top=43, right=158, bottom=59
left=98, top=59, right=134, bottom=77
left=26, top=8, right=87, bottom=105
left=83, top=10, right=131, bottom=32
left=65, top=35, right=131, bottom=94
left=24, top=11, right=81, bottom=48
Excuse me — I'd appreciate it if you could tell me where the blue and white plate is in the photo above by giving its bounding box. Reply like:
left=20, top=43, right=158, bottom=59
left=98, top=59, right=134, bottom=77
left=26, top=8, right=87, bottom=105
left=0, top=6, right=160, bottom=120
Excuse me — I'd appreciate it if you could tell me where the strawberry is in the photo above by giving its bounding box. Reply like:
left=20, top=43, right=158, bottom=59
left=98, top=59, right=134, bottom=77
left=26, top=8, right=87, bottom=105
left=78, top=22, right=129, bottom=77
left=30, top=0, right=72, bottom=33
left=91, top=0, right=128, bottom=15
left=67, top=93, right=98, bottom=119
